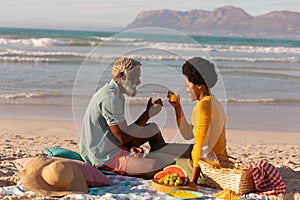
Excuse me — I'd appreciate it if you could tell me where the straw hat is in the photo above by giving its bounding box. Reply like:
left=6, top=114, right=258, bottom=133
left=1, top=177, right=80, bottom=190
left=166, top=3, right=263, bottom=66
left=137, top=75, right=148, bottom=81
left=20, top=156, right=88, bottom=197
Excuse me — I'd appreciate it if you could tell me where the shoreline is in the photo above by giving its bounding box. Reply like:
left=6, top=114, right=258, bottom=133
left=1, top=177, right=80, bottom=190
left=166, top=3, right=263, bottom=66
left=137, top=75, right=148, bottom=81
left=1, top=103, right=300, bottom=133
left=1, top=118, right=299, bottom=140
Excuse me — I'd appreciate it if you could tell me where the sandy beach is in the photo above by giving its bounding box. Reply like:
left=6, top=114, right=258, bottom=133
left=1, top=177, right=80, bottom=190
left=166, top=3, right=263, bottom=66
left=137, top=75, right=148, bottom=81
left=0, top=119, right=299, bottom=200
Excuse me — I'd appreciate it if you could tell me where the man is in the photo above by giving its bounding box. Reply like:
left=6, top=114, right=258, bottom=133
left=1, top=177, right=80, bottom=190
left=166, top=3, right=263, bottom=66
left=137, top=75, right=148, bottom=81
left=80, top=57, right=192, bottom=178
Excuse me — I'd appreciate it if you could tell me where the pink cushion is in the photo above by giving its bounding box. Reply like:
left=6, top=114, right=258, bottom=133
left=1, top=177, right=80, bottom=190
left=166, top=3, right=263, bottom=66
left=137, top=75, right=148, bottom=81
left=71, top=159, right=113, bottom=187
left=13, top=157, right=112, bottom=187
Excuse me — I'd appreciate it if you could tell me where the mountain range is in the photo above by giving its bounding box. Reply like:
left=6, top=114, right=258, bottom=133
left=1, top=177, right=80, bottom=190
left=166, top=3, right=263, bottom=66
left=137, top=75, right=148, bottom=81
left=126, top=6, right=300, bottom=39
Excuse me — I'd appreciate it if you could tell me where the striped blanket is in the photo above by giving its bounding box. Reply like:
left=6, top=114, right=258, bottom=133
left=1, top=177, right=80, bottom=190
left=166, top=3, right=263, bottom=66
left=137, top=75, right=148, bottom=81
left=1, top=174, right=267, bottom=199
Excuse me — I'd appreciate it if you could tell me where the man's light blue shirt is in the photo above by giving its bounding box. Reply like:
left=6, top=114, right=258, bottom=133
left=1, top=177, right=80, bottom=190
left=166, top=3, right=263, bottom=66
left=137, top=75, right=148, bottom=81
left=80, top=79, right=125, bottom=168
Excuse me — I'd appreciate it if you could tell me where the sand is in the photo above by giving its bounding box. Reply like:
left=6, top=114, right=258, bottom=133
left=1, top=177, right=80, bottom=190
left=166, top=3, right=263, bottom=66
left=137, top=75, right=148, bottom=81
left=0, top=119, right=299, bottom=200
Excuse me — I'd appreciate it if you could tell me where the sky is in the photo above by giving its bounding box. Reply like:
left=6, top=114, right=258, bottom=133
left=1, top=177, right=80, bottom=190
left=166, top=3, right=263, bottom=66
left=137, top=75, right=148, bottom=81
left=1, top=0, right=300, bottom=31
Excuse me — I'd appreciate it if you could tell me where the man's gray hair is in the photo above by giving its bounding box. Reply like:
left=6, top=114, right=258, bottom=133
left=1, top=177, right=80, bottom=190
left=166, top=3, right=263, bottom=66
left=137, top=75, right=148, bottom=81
left=112, top=57, right=141, bottom=79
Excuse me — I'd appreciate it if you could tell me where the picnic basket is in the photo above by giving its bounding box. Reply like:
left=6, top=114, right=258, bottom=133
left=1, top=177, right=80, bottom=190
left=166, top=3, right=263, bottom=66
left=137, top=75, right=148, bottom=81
left=198, top=155, right=256, bottom=194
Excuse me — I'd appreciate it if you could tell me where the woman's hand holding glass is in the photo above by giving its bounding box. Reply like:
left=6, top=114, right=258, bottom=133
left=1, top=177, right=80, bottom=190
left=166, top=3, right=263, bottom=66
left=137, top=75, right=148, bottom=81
left=167, top=90, right=180, bottom=108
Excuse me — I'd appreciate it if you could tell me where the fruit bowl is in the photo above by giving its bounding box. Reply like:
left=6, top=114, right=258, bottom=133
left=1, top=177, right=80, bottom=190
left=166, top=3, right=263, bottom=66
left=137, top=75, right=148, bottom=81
left=151, top=179, right=198, bottom=193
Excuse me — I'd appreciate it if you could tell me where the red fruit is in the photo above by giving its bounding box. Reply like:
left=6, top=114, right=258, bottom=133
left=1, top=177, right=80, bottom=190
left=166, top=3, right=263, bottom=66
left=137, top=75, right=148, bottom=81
left=153, top=171, right=167, bottom=179
left=154, top=165, right=188, bottom=185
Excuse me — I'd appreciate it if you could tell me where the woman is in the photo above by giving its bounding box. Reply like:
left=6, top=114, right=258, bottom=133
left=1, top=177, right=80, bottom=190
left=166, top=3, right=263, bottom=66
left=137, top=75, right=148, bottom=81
left=168, top=57, right=228, bottom=184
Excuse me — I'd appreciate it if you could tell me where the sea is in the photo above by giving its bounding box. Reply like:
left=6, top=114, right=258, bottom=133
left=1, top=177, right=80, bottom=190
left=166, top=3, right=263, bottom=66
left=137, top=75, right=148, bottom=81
left=0, top=27, right=299, bottom=132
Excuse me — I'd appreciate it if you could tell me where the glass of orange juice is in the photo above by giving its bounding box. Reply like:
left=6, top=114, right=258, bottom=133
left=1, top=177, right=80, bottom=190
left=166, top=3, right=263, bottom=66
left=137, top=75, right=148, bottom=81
left=169, top=93, right=178, bottom=103
left=169, top=88, right=179, bottom=103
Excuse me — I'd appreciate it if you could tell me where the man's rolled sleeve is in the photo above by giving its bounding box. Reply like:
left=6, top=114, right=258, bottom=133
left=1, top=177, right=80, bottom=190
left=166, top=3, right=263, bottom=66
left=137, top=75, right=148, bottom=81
left=101, top=96, right=124, bottom=126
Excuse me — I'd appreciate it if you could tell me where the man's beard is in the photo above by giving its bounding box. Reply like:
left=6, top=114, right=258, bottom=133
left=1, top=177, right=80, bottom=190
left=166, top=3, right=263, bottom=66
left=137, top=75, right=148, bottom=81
left=122, top=78, right=137, bottom=97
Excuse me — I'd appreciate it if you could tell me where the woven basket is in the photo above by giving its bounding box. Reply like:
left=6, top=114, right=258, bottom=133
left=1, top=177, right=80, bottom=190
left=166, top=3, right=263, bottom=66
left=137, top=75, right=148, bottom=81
left=198, top=158, right=256, bottom=194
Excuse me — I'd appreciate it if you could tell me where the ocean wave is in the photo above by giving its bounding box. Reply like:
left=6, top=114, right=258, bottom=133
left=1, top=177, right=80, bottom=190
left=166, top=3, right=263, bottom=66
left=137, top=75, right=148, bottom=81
left=0, top=36, right=144, bottom=47
left=215, top=45, right=300, bottom=54
left=212, top=56, right=300, bottom=63
left=89, top=38, right=300, bottom=55
left=1, top=55, right=299, bottom=64
left=2, top=36, right=300, bottom=55
left=0, top=101, right=72, bottom=106
left=0, top=92, right=71, bottom=99
left=0, top=37, right=65, bottom=47
left=0, top=49, right=87, bottom=58
left=129, top=54, right=300, bottom=63
left=117, top=41, right=300, bottom=55
left=94, top=36, right=144, bottom=42
left=1, top=48, right=300, bottom=64
left=0, top=56, right=60, bottom=63
left=224, top=98, right=300, bottom=104
left=0, top=52, right=182, bottom=63
left=88, top=53, right=300, bottom=63
left=0, top=37, right=98, bottom=47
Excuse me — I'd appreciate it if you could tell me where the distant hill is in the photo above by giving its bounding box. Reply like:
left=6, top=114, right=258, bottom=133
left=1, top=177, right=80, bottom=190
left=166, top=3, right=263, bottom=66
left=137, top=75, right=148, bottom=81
left=126, top=6, right=300, bottom=39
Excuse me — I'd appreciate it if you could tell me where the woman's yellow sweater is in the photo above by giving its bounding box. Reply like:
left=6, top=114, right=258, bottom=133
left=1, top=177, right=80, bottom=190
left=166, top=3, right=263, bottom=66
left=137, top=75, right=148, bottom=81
left=191, top=95, right=227, bottom=167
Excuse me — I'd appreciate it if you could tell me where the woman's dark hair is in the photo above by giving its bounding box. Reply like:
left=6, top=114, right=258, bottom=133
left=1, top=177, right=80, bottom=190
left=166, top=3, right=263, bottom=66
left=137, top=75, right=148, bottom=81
left=182, top=57, right=218, bottom=88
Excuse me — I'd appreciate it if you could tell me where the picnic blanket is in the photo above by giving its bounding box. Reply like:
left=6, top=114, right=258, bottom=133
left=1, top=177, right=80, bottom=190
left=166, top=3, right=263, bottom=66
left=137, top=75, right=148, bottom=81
left=1, top=174, right=268, bottom=199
